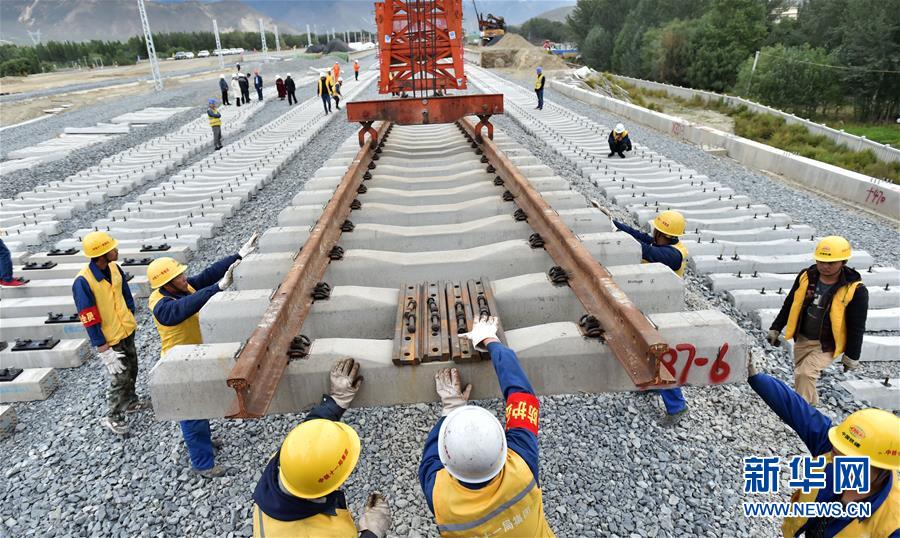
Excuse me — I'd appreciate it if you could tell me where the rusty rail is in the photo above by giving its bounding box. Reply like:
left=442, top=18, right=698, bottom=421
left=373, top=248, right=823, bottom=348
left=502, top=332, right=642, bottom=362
left=458, top=118, right=671, bottom=387
left=225, top=121, right=392, bottom=418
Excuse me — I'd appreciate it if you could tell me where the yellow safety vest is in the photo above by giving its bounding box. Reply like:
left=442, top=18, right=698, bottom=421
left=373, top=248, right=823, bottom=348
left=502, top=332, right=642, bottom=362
left=433, top=450, right=554, bottom=537
left=76, top=263, right=136, bottom=346
left=534, top=74, right=545, bottom=90
left=782, top=454, right=900, bottom=537
left=252, top=504, right=358, bottom=538
left=320, top=76, right=336, bottom=96
left=641, top=241, right=688, bottom=278
left=208, top=109, right=221, bottom=127
left=613, top=130, right=629, bottom=141
left=148, top=284, right=202, bottom=355
left=784, top=271, right=861, bottom=357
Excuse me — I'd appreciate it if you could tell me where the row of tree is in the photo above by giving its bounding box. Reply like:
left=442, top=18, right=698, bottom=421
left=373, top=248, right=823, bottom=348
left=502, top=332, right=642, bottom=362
left=0, top=30, right=354, bottom=77
left=532, top=0, right=898, bottom=122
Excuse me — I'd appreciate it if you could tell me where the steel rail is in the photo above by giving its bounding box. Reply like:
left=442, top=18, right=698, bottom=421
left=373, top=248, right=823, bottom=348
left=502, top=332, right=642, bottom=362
left=225, top=121, right=392, bottom=418
left=458, top=117, right=672, bottom=387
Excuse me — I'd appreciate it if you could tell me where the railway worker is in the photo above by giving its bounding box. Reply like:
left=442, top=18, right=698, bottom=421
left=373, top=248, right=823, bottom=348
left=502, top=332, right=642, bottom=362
left=747, top=361, right=900, bottom=536
left=333, top=61, right=341, bottom=82
left=145, top=233, right=256, bottom=478
left=607, top=123, right=632, bottom=158
left=231, top=74, right=242, bottom=107
left=0, top=238, right=28, bottom=287
left=254, top=69, right=264, bottom=102
left=72, top=231, right=149, bottom=436
left=605, top=208, right=690, bottom=424
left=251, top=358, right=393, bottom=537
left=275, top=74, right=286, bottom=100
left=333, top=77, right=344, bottom=110
left=766, top=236, right=868, bottom=406
left=239, top=72, right=251, bottom=105
left=218, top=74, right=230, bottom=106
left=534, top=66, right=545, bottom=110
left=318, top=73, right=334, bottom=115
left=419, top=315, right=555, bottom=537
left=285, top=73, right=297, bottom=106
left=354, top=59, right=360, bottom=81
left=207, top=98, right=223, bottom=151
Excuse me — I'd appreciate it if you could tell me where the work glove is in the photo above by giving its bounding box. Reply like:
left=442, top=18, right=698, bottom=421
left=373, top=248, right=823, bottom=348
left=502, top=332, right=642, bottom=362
left=329, top=358, right=363, bottom=409
left=435, top=368, right=472, bottom=416
left=459, top=315, right=499, bottom=352
left=841, top=355, right=859, bottom=373
left=218, top=260, right=240, bottom=291
left=766, top=329, right=781, bottom=347
left=99, top=348, right=127, bottom=376
left=358, top=492, right=392, bottom=538
left=238, top=232, right=260, bottom=258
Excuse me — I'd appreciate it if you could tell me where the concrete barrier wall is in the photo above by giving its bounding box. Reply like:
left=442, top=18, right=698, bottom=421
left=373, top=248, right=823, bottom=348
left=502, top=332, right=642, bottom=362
left=610, top=74, right=900, bottom=164
left=550, top=80, right=900, bottom=222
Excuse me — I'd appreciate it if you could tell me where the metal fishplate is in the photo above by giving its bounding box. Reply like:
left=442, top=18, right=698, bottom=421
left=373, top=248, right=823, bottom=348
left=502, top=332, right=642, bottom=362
left=0, top=368, right=23, bottom=382
left=11, top=337, right=60, bottom=351
left=140, top=243, right=171, bottom=252
left=393, top=277, right=504, bottom=366
left=44, top=312, right=79, bottom=324
left=23, top=261, right=57, bottom=270
left=122, top=257, right=154, bottom=266
left=47, top=248, right=78, bottom=256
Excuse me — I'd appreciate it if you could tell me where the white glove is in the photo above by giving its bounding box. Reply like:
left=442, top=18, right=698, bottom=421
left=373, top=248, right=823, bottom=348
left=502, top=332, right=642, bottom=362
left=238, top=232, right=260, bottom=258
left=435, top=368, right=472, bottom=416
left=357, top=492, right=392, bottom=538
left=841, top=355, right=859, bottom=372
left=459, top=315, right=499, bottom=352
left=218, top=260, right=240, bottom=290
left=99, top=348, right=126, bottom=375
left=766, top=329, right=781, bottom=347
left=329, top=358, right=363, bottom=409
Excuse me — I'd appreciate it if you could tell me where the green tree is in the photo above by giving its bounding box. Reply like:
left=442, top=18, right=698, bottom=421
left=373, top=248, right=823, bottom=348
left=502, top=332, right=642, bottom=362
left=640, top=18, right=700, bottom=85
left=519, top=18, right=570, bottom=44
left=582, top=26, right=615, bottom=70
left=686, top=0, right=767, bottom=91
left=566, top=0, right=635, bottom=51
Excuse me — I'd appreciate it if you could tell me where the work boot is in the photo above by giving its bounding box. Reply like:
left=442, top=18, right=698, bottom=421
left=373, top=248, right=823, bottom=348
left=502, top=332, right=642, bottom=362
left=101, top=416, right=129, bottom=435
left=661, top=407, right=689, bottom=427
left=195, top=465, right=227, bottom=479
left=124, top=398, right=152, bottom=414
left=607, top=152, right=615, bottom=158
left=618, top=152, right=626, bottom=158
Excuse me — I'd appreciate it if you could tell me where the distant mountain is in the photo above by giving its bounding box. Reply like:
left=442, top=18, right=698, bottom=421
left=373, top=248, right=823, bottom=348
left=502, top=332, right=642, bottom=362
left=0, top=0, right=300, bottom=45
left=532, top=4, right=575, bottom=22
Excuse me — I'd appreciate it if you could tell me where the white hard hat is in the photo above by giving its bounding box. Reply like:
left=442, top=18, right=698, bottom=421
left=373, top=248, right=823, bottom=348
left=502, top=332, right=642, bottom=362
left=220, top=74, right=225, bottom=79
left=614, top=123, right=625, bottom=133
left=286, top=72, right=291, bottom=77
left=438, top=406, right=507, bottom=484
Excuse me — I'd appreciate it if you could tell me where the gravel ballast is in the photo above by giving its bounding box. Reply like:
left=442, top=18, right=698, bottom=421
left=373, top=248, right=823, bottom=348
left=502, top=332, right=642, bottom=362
left=2, top=66, right=896, bottom=538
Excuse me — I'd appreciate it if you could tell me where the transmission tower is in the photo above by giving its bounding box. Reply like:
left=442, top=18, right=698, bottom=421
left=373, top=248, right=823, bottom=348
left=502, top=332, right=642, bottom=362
left=258, top=19, right=269, bottom=60
left=27, top=29, right=41, bottom=45
left=213, top=19, right=224, bottom=69
left=274, top=25, right=281, bottom=52
left=136, top=0, right=163, bottom=91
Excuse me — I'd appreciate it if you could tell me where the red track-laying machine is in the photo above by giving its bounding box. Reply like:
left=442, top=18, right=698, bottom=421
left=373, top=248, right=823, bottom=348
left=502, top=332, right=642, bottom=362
left=346, top=0, right=504, bottom=146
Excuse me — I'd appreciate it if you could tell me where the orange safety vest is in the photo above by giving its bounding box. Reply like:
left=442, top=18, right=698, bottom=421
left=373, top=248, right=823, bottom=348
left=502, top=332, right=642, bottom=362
left=784, top=271, right=861, bottom=357
left=148, top=284, right=202, bottom=355
left=353, top=62, right=359, bottom=72
left=76, top=263, right=136, bottom=346
left=781, top=454, right=900, bottom=537
left=433, top=450, right=554, bottom=537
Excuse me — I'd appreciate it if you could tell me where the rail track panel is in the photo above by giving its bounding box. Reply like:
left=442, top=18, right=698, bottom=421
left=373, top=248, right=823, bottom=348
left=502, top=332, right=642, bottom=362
left=149, top=121, right=749, bottom=421
left=467, top=66, right=900, bottom=366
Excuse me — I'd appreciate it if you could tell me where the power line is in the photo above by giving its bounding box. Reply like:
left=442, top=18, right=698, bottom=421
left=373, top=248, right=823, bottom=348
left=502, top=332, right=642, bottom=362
left=756, top=50, right=900, bottom=74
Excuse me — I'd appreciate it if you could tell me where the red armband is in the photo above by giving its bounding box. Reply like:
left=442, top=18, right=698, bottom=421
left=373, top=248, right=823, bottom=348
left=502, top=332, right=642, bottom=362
left=504, top=392, right=540, bottom=436
left=78, top=306, right=102, bottom=327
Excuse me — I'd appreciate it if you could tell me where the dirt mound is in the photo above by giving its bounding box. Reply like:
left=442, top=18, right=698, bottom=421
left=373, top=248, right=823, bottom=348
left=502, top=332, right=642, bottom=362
left=491, top=33, right=535, bottom=50
left=480, top=33, right=569, bottom=71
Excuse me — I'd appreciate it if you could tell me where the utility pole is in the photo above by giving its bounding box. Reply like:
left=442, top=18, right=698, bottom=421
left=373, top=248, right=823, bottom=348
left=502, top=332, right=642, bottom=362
left=213, top=19, right=224, bottom=69
left=259, top=18, right=269, bottom=61
left=274, top=25, right=281, bottom=52
left=306, top=24, right=312, bottom=47
left=332, top=28, right=336, bottom=41
left=136, top=0, right=163, bottom=91
left=745, top=50, right=760, bottom=95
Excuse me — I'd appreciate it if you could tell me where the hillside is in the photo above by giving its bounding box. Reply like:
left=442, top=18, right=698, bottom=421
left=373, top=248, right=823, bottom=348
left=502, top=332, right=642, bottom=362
left=532, top=4, right=576, bottom=22
left=0, top=0, right=299, bottom=45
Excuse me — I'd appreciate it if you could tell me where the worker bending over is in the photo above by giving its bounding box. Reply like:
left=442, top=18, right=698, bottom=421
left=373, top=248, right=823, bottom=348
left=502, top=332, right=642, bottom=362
left=748, top=361, right=899, bottom=536
left=607, top=209, right=689, bottom=423
left=72, top=231, right=149, bottom=435
left=767, top=236, right=868, bottom=405
left=608, top=123, right=632, bottom=158
left=252, top=358, right=392, bottom=537
left=419, top=315, right=555, bottom=536
left=146, top=233, right=257, bottom=478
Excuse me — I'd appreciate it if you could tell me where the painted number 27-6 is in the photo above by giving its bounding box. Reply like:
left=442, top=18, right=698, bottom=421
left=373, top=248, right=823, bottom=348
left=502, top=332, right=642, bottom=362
left=660, top=343, right=732, bottom=384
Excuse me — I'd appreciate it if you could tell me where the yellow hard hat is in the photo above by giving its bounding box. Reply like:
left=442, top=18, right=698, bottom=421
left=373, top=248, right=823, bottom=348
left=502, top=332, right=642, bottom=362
left=652, top=210, right=686, bottom=237
left=828, top=408, right=900, bottom=470
left=146, top=257, right=187, bottom=289
left=278, top=419, right=361, bottom=499
left=814, top=236, right=852, bottom=262
left=81, top=231, right=118, bottom=258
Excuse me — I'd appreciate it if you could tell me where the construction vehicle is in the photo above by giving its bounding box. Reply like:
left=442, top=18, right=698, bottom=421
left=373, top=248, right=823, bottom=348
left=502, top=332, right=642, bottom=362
left=472, top=0, right=505, bottom=46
